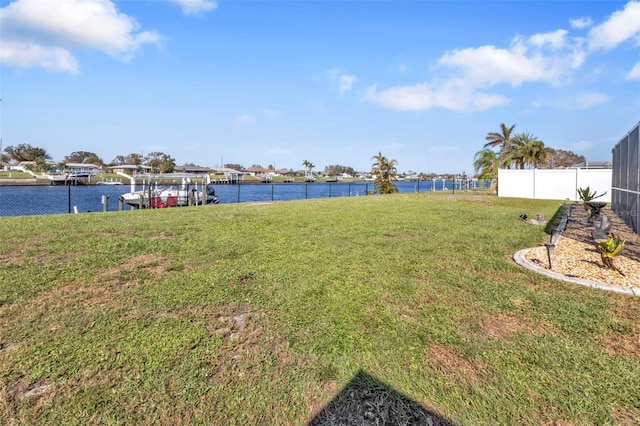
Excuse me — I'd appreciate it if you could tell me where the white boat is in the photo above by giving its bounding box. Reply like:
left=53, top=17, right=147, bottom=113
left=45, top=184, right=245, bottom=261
left=119, top=174, right=219, bottom=209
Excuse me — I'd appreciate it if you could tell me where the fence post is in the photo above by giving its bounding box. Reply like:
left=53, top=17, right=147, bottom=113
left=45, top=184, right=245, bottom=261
left=102, top=195, right=109, bottom=213
left=68, top=185, right=71, bottom=214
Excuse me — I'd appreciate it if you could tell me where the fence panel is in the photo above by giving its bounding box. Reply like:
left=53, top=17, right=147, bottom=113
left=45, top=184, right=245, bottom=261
left=498, top=169, right=612, bottom=202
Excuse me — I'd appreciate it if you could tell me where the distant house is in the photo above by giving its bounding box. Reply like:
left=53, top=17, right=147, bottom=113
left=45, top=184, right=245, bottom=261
left=210, top=167, right=246, bottom=183
left=174, top=165, right=213, bottom=174
left=245, top=166, right=273, bottom=176
left=65, top=162, right=101, bottom=174
left=570, top=161, right=612, bottom=169
left=109, top=164, right=152, bottom=175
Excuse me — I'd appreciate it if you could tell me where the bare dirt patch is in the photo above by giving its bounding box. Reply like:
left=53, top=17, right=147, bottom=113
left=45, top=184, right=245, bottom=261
left=0, top=251, right=23, bottom=266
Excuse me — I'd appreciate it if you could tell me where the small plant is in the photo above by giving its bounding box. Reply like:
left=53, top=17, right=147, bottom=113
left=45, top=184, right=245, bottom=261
left=577, top=186, right=606, bottom=203
left=597, top=233, right=626, bottom=275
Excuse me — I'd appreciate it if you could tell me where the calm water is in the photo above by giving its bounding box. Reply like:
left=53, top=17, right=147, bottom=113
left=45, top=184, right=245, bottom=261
left=0, top=180, right=465, bottom=217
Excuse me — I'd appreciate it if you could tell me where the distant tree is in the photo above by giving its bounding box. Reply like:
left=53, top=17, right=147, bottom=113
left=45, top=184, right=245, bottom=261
left=371, top=152, right=398, bottom=194
left=302, top=159, right=314, bottom=173
left=224, top=163, right=244, bottom=171
left=251, top=164, right=262, bottom=168
left=144, top=152, right=175, bottom=173
left=112, top=153, right=143, bottom=166
left=545, top=149, right=586, bottom=168
left=64, top=151, right=104, bottom=166
left=324, top=164, right=356, bottom=176
left=4, top=143, right=51, bottom=162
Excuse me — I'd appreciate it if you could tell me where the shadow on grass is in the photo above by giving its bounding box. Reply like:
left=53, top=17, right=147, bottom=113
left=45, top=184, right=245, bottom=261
left=308, top=370, right=456, bottom=425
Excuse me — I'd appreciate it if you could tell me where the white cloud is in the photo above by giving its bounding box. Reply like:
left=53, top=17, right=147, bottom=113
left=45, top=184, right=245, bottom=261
left=529, top=29, right=569, bottom=49
left=587, top=1, right=640, bottom=51
left=627, top=62, right=640, bottom=80
left=438, top=33, right=585, bottom=88
left=365, top=24, right=592, bottom=112
left=0, top=40, right=78, bottom=73
left=326, top=68, right=358, bottom=94
left=570, top=17, right=593, bottom=29
left=0, top=0, right=163, bottom=72
left=572, top=141, right=594, bottom=151
left=168, top=0, right=217, bottom=16
left=364, top=81, right=510, bottom=112
left=339, top=74, right=358, bottom=95
left=398, top=64, right=408, bottom=73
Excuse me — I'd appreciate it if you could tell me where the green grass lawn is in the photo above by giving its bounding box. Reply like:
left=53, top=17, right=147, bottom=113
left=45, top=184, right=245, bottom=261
left=0, top=171, right=33, bottom=179
left=1, top=193, right=638, bottom=425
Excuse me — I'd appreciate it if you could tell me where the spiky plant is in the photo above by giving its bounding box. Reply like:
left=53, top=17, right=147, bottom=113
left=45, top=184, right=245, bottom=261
left=597, top=233, right=626, bottom=275
left=577, top=186, right=606, bottom=203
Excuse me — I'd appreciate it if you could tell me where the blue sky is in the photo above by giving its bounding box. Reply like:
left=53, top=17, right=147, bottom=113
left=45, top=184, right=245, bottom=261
left=1, top=0, right=639, bottom=174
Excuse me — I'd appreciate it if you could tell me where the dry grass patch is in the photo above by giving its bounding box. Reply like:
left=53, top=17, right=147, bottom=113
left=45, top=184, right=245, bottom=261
left=478, top=314, right=535, bottom=342
left=0, top=243, right=82, bottom=267
left=0, top=251, right=24, bottom=267
left=426, top=343, right=488, bottom=387
left=475, top=311, right=558, bottom=344
left=442, top=194, right=488, bottom=202
left=98, top=253, right=172, bottom=284
left=598, top=299, right=640, bottom=357
left=610, top=407, right=640, bottom=426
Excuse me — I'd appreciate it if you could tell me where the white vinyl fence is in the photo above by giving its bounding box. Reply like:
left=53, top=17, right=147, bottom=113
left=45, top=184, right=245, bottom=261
left=498, top=169, right=612, bottom=202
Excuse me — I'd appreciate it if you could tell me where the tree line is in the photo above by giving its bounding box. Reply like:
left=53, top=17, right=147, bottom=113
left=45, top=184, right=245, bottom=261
left=473, top=123, right=587, bottom=187
left=0, top=144, right=178, bottom=174
left=0, top=144, right=361, bottom=178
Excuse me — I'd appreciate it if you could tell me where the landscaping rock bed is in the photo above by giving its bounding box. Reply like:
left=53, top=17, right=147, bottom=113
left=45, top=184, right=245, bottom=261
left=524, top=205, right=640, bottom=289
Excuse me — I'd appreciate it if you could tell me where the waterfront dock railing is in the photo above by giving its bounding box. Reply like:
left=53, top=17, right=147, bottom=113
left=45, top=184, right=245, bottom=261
left=0, top=179, right=491, bottom=217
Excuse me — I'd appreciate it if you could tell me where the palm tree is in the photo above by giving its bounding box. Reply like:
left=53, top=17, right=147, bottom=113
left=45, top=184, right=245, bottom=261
left=473, top=148, right=500, bottom=194
left=473, top=148, right=500, bottom=179
left=504, top=132, right=549, bottom=169
left=371, top=152, right=398, bottom=194
left=484, top=123, right=516, bottom=152
left=302, top=159, right=315, bottom=181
